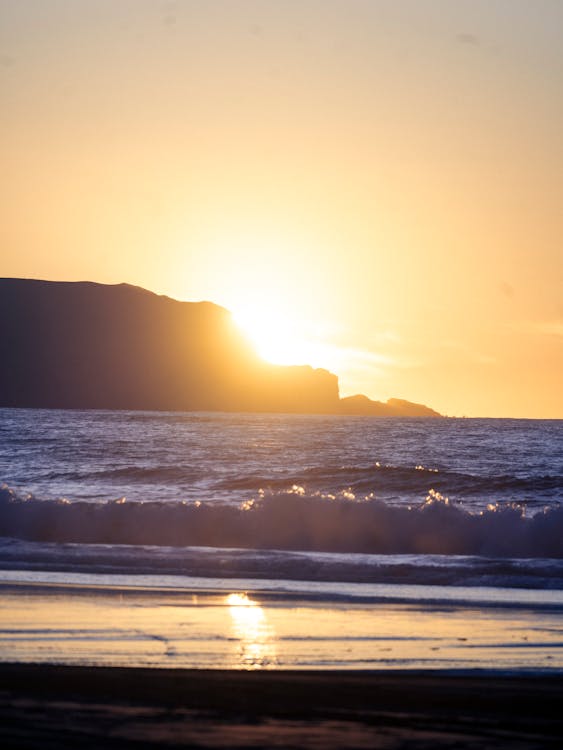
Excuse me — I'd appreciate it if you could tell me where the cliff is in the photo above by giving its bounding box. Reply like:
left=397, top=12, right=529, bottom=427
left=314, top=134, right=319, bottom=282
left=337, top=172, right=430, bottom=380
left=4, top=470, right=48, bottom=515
left=0, top=279, right=339, bottom=413
left=0, top=279, right=440, bottom=416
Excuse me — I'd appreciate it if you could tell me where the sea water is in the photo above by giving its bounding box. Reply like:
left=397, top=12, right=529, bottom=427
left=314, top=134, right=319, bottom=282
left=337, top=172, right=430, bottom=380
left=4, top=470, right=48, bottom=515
left=0, top=409, right=562, bottom=670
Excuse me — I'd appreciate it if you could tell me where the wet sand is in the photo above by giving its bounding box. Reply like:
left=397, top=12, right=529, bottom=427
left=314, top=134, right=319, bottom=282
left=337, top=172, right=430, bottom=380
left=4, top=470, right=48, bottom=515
left=1, top=663, right=562, bottom=749
left=2, top=579, right=563, bottom=671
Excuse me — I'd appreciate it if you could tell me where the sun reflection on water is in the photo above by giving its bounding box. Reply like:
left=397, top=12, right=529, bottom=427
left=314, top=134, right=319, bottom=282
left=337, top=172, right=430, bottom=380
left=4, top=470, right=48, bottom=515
left=226, top=593, right=277, bottom=669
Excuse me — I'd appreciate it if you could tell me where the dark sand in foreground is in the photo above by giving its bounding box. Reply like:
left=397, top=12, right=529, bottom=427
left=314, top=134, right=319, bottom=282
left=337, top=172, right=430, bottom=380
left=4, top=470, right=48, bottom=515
left=1, top=664, right=562, bottom=749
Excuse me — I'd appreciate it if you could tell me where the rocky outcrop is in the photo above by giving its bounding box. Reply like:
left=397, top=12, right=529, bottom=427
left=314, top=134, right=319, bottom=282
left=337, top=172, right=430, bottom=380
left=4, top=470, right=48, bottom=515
left=339, top=395, right=441, bottom=417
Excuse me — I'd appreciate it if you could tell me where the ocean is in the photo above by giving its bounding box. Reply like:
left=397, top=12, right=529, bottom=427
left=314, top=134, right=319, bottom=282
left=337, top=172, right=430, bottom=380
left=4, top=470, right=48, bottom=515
left=1, top=408, right=562, bottom=671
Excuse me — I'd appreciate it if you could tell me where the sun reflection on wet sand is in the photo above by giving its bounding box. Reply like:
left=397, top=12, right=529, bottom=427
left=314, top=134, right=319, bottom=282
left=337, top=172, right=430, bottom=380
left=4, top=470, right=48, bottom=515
left=1, top=582, right=562, bottom=671
left=227, top=593, right=277, bottom=669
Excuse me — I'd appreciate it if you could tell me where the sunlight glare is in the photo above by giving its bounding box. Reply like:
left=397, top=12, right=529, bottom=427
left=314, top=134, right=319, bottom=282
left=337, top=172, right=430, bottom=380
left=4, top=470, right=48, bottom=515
left=226, top=592, right=256, bottom=607
left=226, top=592, right=277, bottom=669
left=233, top=303, right=341, bottom=371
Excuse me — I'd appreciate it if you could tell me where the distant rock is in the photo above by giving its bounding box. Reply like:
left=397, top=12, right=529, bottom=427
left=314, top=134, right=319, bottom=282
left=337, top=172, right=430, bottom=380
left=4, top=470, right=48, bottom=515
left=385, top=398, right=441, bottom=417
left=339, top=394, right=440, bottom=418
left=0, top=278, right=441, bottom=417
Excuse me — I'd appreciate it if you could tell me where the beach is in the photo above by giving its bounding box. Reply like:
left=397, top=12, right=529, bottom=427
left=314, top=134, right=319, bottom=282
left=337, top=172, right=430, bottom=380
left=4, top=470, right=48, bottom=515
left=2, top=663, right=562, bottom=749
left=1, top=578, right=563, bottom=748
left=1, top=579, right=562, bottom=671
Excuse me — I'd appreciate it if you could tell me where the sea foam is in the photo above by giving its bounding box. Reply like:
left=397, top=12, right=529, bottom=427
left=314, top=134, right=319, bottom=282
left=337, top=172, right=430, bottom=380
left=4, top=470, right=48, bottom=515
left=1, top=484, right=561, bottom=559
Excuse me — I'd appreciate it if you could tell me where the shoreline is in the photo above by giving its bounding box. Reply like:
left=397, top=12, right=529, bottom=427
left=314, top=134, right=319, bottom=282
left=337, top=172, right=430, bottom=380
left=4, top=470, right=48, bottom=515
left=1, top=663, right=562, bottom=748
left=2, top=578, right=563, bottom=673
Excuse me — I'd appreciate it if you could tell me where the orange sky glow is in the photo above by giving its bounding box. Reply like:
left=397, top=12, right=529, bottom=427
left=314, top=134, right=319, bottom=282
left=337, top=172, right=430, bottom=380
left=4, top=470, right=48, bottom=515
left=2, top=0, right=562, bottom=417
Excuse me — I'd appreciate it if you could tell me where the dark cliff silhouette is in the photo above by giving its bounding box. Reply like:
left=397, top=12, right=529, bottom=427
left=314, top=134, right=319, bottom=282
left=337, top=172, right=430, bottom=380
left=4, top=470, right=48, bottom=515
left=0, top=279, right=440, bottom=416
left=339, top=394, right=440, bottom=417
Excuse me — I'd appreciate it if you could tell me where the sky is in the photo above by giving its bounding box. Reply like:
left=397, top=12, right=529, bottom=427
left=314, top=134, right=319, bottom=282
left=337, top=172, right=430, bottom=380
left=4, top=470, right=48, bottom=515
left=2, top=0, right=562, bottom=418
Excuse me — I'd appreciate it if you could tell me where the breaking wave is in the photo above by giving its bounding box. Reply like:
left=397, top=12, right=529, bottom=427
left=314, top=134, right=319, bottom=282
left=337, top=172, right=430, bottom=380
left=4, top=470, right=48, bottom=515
left=1, top=484, right=561, bottom=559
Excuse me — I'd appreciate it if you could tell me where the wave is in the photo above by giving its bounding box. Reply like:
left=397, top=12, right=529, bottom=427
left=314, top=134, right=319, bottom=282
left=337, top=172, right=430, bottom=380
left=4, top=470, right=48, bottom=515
left=1, top=539, right=562, bottom=590
left=1, top=484, right=562, bottom=559
left=45, top=466, right=200, bottom=482
left=213, top=463, right=563, bottom=500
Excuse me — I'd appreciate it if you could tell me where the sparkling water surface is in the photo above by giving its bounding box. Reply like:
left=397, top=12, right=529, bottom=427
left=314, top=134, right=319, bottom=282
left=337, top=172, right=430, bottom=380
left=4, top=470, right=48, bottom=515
left=1, top=409, right=561, bottom=508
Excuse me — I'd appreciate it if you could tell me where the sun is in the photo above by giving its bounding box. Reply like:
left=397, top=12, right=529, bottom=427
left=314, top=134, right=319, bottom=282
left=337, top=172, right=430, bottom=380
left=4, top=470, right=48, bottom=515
left=233, top=305, right=312, bottom=366
left=232, top=300, right=345, bottom=373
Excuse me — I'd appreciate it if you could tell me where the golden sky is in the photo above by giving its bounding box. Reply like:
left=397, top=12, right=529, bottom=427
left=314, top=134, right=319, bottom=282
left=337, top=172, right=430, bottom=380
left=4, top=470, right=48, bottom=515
left=2, top=1, right=562, bottom=417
